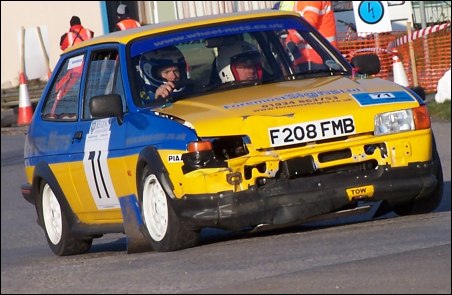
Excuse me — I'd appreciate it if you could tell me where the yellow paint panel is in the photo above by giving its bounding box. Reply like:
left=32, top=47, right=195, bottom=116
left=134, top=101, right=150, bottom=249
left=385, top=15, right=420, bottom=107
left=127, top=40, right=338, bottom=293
left=107, top=155, right=137, bottom=197
left=24, top=166, right=34, bottom=183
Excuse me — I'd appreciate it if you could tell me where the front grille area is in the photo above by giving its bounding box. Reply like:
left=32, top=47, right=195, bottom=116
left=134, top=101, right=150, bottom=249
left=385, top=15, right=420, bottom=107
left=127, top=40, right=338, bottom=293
left=318, top=160, right=378, bottom=174
left=318, top=149, right=352, bottom=163
left=280, top=156, right=316, bottom=178
left=277, top=141, right=383, bottom=179
left=280, top=157, right=378, bottom=179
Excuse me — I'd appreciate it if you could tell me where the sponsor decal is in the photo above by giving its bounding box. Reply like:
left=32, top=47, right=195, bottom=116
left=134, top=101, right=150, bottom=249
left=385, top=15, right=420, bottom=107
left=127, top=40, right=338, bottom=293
left=67, top=55, right=84, bottom=70
left=352, top=91, right=415, bottom=106
left=223, top=88, right=362, bottom=110
left=83, top=118, right=120, bottom=210
left=168, top=154, right=183, bottom=162
left=131, top=19, right=297, bottom=57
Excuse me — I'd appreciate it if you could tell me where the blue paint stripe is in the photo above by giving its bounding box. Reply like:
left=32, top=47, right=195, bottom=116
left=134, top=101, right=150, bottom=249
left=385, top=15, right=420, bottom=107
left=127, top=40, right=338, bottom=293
left=119, top=194, right=143, bottom=227
left=131, top=18, right=304, bottom=57
left=25, top=146, right=175, bottom=166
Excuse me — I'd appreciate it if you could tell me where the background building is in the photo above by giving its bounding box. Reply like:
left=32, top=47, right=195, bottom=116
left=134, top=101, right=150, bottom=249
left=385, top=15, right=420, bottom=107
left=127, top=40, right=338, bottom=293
left=0, top=1, right=274, bottom=88
left=1, top=1, right=450, bottom=89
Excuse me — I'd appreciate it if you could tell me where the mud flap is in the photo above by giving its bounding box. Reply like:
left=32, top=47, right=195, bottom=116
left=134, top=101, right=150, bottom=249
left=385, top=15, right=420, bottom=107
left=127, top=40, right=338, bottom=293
left=119, top=195, right=153, bottom=253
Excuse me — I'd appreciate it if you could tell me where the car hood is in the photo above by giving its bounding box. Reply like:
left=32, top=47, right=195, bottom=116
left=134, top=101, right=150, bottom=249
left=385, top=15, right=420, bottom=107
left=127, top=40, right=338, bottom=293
left=155, top=76, right=421, bottom=149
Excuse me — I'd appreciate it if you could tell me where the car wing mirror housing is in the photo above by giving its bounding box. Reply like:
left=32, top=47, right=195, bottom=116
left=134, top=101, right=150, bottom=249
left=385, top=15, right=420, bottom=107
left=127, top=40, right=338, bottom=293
left=90, top=94, right=124, bottom=124
left=351, top=53, right=381, bottom=77
left=410, top=85, right=426, bottom=101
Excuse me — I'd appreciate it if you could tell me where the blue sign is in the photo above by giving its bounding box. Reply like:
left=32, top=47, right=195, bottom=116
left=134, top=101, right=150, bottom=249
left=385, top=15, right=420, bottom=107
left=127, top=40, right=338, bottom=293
left=358, top=1, right=385, bottom=25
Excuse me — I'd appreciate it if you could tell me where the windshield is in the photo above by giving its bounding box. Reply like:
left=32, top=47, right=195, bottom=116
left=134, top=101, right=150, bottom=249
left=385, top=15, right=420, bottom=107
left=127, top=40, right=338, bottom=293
left=128, top=16, right=351, bottom=108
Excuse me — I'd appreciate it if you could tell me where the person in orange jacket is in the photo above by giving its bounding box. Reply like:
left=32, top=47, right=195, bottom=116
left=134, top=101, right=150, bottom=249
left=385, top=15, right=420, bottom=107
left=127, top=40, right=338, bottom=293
left=280, top=1, right=337, bottom=67
left=59, top=16, right=94, bottom=51
left=115, top=4, right=141, bottom=31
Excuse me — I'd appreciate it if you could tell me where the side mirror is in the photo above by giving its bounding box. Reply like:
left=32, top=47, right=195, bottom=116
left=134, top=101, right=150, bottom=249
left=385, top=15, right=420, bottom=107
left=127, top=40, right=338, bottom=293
left=351, top=53, right=381, bottom=76
left=410, top=86, right=426, bottom=101
left=89, top=94, right=124, bottom=124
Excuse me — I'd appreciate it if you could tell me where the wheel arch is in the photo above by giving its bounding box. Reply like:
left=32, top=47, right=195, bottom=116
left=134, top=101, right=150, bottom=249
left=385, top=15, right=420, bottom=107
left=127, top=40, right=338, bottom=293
left=136, top=146, right=200, bottom=251
left=136, top=146, right=176, bottom=201
left=32, top=161, right=78, bottom=229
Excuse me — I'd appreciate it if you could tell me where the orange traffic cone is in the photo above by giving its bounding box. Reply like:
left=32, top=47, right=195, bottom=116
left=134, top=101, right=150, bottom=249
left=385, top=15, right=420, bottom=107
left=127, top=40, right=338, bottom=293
left=17, top=72, right=33, bottom=126
left=392, top=49, right=409, bottom=87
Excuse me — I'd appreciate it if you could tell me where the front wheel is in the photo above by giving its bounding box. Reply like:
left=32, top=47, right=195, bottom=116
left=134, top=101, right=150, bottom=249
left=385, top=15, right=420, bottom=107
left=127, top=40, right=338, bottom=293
left=140, top=166, right=199, bottom=252
left=38, top=181, right=92, bottom=256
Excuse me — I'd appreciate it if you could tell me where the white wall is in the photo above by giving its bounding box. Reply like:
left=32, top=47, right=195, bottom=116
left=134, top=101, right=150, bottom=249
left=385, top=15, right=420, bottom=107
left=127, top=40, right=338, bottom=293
left=1, top=1, right=103, bottom=88
left=1, top=1, right=279, bottom=89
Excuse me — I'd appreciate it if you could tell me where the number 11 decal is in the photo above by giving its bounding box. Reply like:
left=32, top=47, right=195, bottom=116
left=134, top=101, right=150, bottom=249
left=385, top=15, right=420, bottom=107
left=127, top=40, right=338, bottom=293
left=83, top=119, right=120, bottom=209
left=88, top=150, right=110, bottom=199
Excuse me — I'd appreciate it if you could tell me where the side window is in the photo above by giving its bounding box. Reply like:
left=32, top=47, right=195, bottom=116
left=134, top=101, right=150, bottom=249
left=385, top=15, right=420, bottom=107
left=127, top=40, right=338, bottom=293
left=42, top=54, right=84, bottom=120
left=83, top=50, right=126, bottom=119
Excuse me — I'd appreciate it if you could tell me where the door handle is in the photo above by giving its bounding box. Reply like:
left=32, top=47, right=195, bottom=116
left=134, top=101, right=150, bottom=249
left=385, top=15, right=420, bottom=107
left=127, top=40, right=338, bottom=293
left=72, top=130, right=83, bottom=143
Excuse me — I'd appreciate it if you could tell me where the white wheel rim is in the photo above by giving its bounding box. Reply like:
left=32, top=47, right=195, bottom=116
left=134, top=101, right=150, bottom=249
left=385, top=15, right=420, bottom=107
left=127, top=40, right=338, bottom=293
left=142, top=174, right=168, bottom=242
left=42, top=184, right=62, bottom=245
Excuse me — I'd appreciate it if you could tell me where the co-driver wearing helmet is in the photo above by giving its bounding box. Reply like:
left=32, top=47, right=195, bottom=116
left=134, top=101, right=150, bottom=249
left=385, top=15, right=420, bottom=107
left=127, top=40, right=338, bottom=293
left=139, top=46, right=189, bottom=102
left=216, top=41, right=263, bottom=83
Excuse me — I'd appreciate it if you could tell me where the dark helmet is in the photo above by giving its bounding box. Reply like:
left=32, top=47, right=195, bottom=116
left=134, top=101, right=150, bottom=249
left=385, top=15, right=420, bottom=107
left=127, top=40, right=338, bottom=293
left=139, top=46, right=187, bottom=92
left=216, top=41, right=262, bottom=83
left=70, top=16, right=81, bottom=26
left=117, top=4, right=129, bottom=17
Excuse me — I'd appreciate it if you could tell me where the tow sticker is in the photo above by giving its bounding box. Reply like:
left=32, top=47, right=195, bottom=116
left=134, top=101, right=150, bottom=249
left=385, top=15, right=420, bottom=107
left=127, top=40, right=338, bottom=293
left=346, top=185, right=375, bottom=201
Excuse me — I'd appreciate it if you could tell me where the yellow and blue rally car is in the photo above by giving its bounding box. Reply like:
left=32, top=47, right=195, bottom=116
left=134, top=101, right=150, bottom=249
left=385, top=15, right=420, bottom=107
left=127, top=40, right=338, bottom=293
left=22, top=10, right=443, bottom=255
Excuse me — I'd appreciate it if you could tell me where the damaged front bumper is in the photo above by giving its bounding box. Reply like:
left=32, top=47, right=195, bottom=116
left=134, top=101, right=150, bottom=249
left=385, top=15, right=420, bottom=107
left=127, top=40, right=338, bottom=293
left=171, top=160, right=439, bottom=230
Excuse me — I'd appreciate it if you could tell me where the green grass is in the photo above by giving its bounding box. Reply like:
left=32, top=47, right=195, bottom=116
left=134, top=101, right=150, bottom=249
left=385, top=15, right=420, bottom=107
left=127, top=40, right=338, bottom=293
left=427, top=100, right=451, bottom=122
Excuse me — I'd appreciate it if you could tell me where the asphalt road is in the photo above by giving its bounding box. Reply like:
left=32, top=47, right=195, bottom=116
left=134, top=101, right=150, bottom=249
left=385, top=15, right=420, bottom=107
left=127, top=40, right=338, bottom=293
left=1, top=121, right=450, bottom=294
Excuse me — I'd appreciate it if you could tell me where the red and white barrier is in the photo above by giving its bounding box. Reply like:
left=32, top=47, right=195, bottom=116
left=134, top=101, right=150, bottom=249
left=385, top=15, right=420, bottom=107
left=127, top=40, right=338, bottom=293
left=387, top=22, right=451, bottom=50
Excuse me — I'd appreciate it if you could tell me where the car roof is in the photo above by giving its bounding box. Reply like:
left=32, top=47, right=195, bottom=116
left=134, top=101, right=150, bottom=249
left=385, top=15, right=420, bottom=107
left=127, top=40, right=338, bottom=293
left=64, top=10, right=301, bottom=53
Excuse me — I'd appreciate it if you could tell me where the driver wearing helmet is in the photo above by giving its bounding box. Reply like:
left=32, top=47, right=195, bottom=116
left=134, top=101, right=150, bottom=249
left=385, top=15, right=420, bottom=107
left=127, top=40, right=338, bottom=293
left=216, top=41, right=263, bottom=83
left=139, top=46, right=189, bottom=102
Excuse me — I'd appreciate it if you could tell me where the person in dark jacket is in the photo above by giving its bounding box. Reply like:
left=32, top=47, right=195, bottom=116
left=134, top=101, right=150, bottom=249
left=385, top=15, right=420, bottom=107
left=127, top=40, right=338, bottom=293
left=115, top=4, right=141, bottom=31
left=60, top=16, right=94, bottom=51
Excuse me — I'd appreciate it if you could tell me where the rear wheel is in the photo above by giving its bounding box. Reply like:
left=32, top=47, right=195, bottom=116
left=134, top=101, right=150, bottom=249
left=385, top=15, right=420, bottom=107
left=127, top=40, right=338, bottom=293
left=140, top=166, right=199, bottom=252
left=394, top=149, right=444, bottom=216
left=38, top=181, right=92, bottom=256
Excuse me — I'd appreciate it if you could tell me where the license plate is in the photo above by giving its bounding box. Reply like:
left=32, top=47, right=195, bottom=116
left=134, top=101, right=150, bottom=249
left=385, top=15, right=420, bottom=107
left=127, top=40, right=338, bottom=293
left=268, top=116, right=355, bottom=147
left=346, top=185, right=374, bottom=201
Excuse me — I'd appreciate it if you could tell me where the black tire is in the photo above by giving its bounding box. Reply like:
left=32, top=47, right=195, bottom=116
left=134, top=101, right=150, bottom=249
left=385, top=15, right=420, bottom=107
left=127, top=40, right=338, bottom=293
left=140, top=165, right=199, bottom=252
left=393, top=148, right=444, bottom=216
left=37, top=181, right=92, bottom=256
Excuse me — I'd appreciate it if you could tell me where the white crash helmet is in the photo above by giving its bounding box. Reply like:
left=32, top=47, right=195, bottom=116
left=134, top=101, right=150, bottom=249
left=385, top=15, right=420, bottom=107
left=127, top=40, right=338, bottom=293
left=216, top=41, right=263, bottom=83
left=139, top=46, right=187, bottom=92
